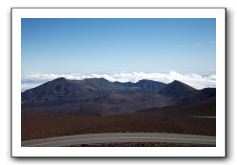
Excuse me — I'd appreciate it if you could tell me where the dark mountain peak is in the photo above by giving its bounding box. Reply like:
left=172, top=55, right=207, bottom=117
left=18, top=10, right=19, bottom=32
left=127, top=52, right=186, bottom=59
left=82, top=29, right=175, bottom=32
left=114, top=79, right=167, bottom=91
left=22, top=77, right=76, bottom=103
left=137, top=79, right=166, bottom=84
left=84, top=77, right=112, bottom=86
left=137, top=79, right=154, bottom=83
left=135, top=79, right=167, bottom=91
left=50, top=77, right=68, bottom=83
left=44, top=77, right=69, bottom=85
left=171, top=80, right=180, bottom=83
left=76, top=77, right=126, bottom=91
left=170, top=80, right=185, bottom=85
left=55, top=77, right=67, bottom=81
left=136, top=79, right=161, bottom=84
left=169, top=80, right=195, bottom=90
left=84, top=77, right=108, bottom=83
left=113, top=81, right=134, bottom=87
left=160, top=80, right=196, bottom=97
left=22, top=77, right=130, bottom=104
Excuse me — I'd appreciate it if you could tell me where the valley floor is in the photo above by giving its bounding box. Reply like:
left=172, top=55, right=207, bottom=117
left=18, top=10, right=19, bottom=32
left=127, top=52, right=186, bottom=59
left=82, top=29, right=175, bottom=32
left=22, top=114, right=216, bottom=141
left=22, top=112, right=215, bottom=142
left=22, top=97, right=216, bottom=147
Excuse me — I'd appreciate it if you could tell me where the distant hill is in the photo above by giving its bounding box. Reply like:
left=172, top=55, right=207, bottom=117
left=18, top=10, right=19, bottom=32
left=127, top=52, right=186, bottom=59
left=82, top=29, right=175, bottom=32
left=160, top=80, right=196, bottom=97
left=114, top=79, right=166, bottom=91
left=22, top=77, right=125, bottom=103
left=21, top=78, right=216, bottom=116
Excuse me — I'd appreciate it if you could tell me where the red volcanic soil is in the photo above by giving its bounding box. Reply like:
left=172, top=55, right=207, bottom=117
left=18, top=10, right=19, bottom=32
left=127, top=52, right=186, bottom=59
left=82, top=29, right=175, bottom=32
left=22, top=97, right=216, bottom=141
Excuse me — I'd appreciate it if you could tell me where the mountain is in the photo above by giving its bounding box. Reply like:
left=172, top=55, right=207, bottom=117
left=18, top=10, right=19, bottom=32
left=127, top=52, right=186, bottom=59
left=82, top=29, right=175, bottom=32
left=159, top=80, right=197, bottom=97
left=114, top=79, right=166, bottom=91
left=21, top=78, right=215, bottom=116
left=159, top=80, right=216, bottom=105
left=113, top=81, right=135, bottom=88
left=22, top=77, right=124, bottom=103
left=22, top=77, right=72, bottom=103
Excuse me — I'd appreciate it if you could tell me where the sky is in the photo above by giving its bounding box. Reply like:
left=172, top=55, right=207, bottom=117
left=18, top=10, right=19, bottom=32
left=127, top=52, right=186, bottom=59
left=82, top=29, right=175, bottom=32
left=21, top=18, right=216, bottom=90
left=22, top=18, right=216, bottom=74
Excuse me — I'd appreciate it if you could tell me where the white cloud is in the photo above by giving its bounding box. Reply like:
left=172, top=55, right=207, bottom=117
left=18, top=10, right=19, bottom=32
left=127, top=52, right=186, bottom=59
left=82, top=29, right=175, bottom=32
left=22, top=71, right=216, bottom=91
left=21, top=82, right=44, bottom=92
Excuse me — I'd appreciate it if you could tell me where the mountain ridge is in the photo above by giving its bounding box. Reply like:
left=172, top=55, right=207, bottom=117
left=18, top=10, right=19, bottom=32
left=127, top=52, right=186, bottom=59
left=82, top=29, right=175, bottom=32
left=114, top=79, right=167, bottom=91
left=21, top=77, right=216, bottom=116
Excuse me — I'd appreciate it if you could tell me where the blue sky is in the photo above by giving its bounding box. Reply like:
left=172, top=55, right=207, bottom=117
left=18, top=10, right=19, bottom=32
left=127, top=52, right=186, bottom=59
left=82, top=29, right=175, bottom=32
left=22, top=18, right=216, bottom=75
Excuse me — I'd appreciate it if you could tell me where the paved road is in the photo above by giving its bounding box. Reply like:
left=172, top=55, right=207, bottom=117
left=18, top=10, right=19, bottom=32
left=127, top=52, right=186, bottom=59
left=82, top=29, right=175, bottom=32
left=22, top=133, right=216, bottom=147
left=188, top=116, right=216, bottom=119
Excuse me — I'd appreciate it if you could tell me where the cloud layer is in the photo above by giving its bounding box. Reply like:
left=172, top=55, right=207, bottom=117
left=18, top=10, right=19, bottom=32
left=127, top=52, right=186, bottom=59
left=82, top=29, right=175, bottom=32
left=22, top=71, right=216, bottom=91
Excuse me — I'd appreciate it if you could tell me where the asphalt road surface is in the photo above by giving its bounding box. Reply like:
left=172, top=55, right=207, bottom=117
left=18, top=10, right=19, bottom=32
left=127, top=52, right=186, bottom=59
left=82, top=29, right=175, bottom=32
left=22, top=133, right=216, bottom=147
left=188, top=116, right=216, bottom=119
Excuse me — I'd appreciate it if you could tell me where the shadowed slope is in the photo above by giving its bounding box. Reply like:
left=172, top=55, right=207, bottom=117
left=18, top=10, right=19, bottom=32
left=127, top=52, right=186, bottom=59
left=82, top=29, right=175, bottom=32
left=21, top=78, right=215, bottom=116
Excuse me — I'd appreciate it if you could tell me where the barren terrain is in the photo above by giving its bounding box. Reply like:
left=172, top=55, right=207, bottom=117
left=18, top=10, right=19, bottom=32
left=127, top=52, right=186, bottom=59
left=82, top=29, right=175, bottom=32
left=22, top=97, right=215, bottom=141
